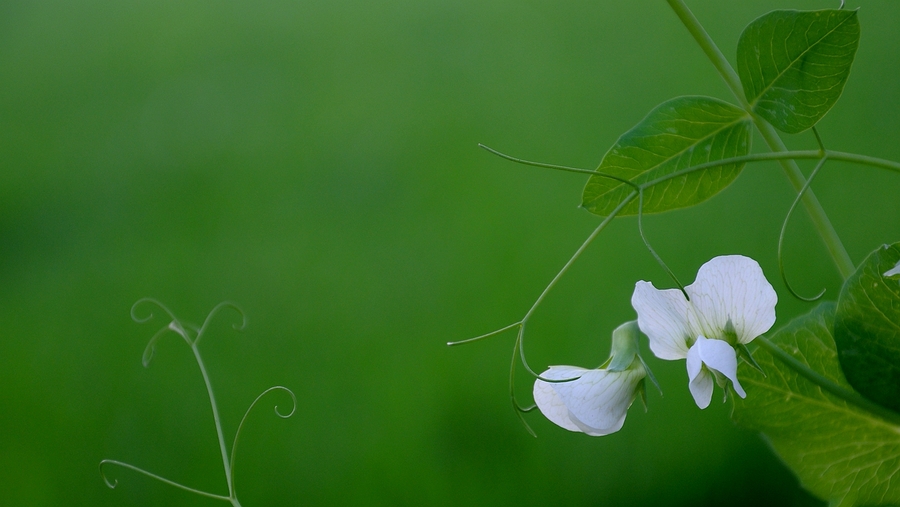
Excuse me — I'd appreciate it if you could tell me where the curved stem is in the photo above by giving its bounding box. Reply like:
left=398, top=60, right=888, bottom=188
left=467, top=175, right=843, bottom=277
left=755, top=337, right=900, bottom=427
left=99, top=460, right=232, bottom=502
left=515, top=191, right=637, bottom=380
left=521, top=191, right=637, bottom=325
left=190, top=343, right=236, bottom=501
left=666, top=0, right=855, bottom=280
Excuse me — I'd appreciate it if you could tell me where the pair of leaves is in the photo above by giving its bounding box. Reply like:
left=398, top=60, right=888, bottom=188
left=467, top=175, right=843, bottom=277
left=582, top=9, right=859, bottom=217
left=732, top=243, right=900, bottom=507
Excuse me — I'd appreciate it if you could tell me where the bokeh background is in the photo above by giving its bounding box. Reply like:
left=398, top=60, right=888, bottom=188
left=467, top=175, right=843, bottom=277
left=2, top=0, right=899, bottom=505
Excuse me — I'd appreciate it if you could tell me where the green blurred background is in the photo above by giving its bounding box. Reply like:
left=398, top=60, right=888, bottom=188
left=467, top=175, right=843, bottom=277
left=2, top=0, right=899, bottom=505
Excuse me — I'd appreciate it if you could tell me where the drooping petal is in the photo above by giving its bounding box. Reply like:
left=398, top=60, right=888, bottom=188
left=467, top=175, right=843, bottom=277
left=533, top=366, right=584, bottom=432
left=686, top=343, right=714, bottom=409
left=693, top=337, right=746, bottom=399
left=533, top=365, right=645, bottom=436
left=631, top=281, right=692, bottom=360
left=685, top=255, right=777, bottom=344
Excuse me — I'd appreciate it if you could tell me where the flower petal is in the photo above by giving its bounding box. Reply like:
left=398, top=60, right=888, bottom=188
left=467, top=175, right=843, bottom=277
left=533, top=366, right=586, bottom=433
left=694, top=337, right=746, bottom=398
left=685, top=255, right=777, bottom=344
left=533, top=365, right=645, bottom=436
left=686, top=342, right=714, bottom=409
left=631, top=281, right=692, bottom=360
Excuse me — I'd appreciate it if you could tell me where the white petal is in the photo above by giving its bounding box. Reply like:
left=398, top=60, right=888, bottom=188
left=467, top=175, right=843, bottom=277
left=565, top=368, right=644, bottom=435
left=686, top=342, right=713, bottom=409
left=533, top=366, right=585, bottom=433
left=685, top=255, right=777, bottom=344
left=631, top=281, right=692, bottom=360
left=533, top=365, right=644, bottom=436
left=694, top=337, right=746, bottom=398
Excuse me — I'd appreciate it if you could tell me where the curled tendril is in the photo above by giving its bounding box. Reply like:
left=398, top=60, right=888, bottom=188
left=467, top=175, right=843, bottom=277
left=195, top=301, right=246, bottom=347
left=99, top=459, right=230, bottom=501
left=778, top=156, right=828, bottom=302
left=131, top=298, right=180, bottom=325
left=133, top=300, right=247, bottom=365
left=229, top=386, right=297, bottom=494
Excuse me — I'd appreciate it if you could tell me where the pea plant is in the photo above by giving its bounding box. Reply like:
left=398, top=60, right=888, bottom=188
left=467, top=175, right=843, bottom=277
left=100, top=299, right=295, bottom=506
left=450, top=2, right=900, bottom=506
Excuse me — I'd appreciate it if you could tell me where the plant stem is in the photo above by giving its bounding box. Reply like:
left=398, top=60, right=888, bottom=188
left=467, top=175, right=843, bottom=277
left=191, top=342, right=241, bottom=506
left=522, top=191, right=637, bottom=324
left=666, top=0, right=855, bottom=280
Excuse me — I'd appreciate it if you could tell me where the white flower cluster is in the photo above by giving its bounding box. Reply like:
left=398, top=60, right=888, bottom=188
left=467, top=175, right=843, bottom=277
left=534, top=255, right=777, bottom=436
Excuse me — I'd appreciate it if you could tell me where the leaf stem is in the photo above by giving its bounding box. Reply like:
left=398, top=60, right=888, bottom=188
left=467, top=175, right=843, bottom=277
left=755, top=337, right=900, bottom=427
left=666, top=0, right=855, bottom=280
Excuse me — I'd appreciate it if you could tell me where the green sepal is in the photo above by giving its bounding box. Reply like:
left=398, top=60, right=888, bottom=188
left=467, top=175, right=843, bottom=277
left=736, top=342, right=765, bottom=376
left=606, top=321, right=641, bottom=372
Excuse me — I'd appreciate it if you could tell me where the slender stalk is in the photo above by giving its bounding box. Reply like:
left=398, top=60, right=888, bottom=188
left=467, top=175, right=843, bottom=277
left=191, top=343, right=242, bottom=507
left=99, top=460, right=233, bottom=502
left=447, top=322, right=521, bottom=346
left=755, top=337, right=900, bottom=427
left=521, top=191, right=637, bottom=325
left=477, top=144, right=637, bottom=185
left=666, top=0, right=855, bottom=280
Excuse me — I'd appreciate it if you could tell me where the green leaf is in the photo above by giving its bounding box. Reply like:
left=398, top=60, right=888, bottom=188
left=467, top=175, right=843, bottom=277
left=732, top=303, right=900, bottom=507
left=834, top=242, right=900, bottom=412
left=581, top=96, right=750, bottom=216
left=736, top=9, right=860, bottom=134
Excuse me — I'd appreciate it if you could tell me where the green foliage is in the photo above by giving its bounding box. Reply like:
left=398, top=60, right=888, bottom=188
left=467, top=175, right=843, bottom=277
left=834, top=242, right=900, bottom=412
left=581, top=96, right=750, bottom=216
left=732, top=303, right=900, bottom=507
left=736, top=9, right=860, bottom=134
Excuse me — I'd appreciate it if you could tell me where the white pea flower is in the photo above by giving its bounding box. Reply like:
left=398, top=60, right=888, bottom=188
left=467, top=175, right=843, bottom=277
left=533, top=322, right=648, bottom=436
left=631, top=255, right=777, bottom=409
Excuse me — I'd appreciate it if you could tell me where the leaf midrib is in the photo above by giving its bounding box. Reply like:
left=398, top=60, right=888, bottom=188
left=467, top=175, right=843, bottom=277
left=583, top=112, right=750, bottom=210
